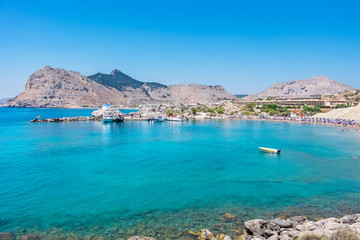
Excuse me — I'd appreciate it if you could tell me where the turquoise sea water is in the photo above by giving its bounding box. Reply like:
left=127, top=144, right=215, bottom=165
left=0, top=108, right=359, bottom=239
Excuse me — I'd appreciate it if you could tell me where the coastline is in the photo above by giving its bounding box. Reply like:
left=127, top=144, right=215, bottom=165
left=30, top=113, right=360, bottom=130
left=1, top=214, right=359, bottom=240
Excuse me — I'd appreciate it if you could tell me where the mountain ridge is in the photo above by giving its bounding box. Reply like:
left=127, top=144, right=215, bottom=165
left=5, top=66, right=236, bottom=108
left=244, top=76, right=354, bottom=100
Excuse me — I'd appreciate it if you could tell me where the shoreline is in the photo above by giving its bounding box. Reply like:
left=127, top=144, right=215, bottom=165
left=29, top=114, right=360, bottom=130
left=1, top=214, right=359, bottom=240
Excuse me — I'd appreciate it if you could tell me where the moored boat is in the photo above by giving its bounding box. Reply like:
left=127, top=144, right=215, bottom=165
left=259, top=147, right=281, bottom=154
left=167, top=116, right=183, bottom=122
left=103, top=115, right=114, bottom=122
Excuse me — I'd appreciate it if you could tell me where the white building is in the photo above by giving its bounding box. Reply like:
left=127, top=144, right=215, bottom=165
left=102, top=103, right=111, bottom=111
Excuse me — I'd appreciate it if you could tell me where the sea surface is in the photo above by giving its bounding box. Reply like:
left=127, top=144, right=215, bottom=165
left=0, top=108, right=359, bottom=239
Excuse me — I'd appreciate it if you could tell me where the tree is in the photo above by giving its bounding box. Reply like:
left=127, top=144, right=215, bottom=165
left=245, top=103, right=256, bottom=112
left=190, top=107, right=197, bottom=115
left=303, top=106, right=322, bottom=115
left=214, top=107, right=224, bottom=114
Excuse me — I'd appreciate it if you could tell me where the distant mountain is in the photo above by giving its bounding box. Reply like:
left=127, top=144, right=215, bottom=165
left=244, top=76, right=354, bottom=100
left=6, top=66, right=236, bottom=108
left=0, top=98, right=11, bottom=105
left=234, top=94, right=248, bottom=98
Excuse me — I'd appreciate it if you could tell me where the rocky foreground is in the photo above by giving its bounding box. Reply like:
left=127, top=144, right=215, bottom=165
left=128, top=215, right=360, bottom=240
left=241, top=215, right=360, bottom=240
left=1, top=215, right=359, bottom=240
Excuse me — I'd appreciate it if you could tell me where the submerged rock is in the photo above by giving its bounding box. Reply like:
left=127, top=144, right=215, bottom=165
left=221, top=213, right=238, bottom=222
left=216, top=233, right=232, bottom=240
left=20, top=234, right=39, bottom=240
left=197, top=229, right=215, bottom=240
left=127, top=236, right=155, bottom=240
left=0, top=232, right=14, bottom=240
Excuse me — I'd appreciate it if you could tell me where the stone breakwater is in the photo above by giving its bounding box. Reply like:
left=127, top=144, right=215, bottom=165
left=30, top=109, right=123, bottom=122
left=30, top=116, right=99, bottom=122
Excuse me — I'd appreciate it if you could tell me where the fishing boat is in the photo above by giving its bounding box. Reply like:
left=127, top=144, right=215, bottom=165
left=102, top=115, right=114, bottom=122
left=259, top=147, right=281, bottom=154
left=167, top=117, right=183, bottom=122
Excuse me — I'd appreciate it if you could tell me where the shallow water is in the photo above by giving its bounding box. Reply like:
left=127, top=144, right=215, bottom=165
left=0, top=108, right=359, bottom=239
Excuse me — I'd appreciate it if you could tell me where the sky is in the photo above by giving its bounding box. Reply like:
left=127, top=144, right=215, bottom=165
left=0, top=0, right=359, bottom=98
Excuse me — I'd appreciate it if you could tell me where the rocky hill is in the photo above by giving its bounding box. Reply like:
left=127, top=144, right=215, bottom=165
left=323, top=89, right=360, bottom=105
left=244, top=76, right=354, bottom=100
left=5, top=66, right=127, bottom=108
left=6, top=66, right=236, bottom=108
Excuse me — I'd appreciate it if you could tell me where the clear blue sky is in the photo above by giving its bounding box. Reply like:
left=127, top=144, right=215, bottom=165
left=1, top=0, right=359, bottom=98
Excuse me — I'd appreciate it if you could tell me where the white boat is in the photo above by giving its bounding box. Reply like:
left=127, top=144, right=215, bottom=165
left=167, top=117, right=183, bottom=122
left=102, top=115, right=114, bottom=122
left=259, top=147, right=281, bottom=154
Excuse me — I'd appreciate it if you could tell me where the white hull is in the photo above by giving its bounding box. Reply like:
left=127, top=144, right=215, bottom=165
left=167, top=117, right=183, bottom=122
left=259, top=147, right=281, bottom=154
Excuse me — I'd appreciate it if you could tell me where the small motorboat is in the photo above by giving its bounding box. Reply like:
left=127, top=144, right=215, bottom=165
left=103, top=115, right=114, bottom=122
left=259, top=147, right=281, bottom=154
left=167, top=117, right=183, bottom=122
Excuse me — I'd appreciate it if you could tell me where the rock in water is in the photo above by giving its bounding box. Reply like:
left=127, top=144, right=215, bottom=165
left=127, top=237, right=155, bottom=240
left=0, top=232, right=15, bottom=240
left=221, top=213, right=238, bottom=222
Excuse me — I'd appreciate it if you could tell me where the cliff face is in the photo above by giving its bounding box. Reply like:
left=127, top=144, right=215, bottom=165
left=244, top=76, right=354, bottom=100
left=5, top=66, right=127, bottom=108
left=6, top=66, right=236, bottom=107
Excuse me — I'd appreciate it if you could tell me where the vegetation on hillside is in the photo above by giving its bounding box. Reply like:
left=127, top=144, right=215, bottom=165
left=88, top=70, right=167, bottom=91
left=302, top=106, right=322, bottom=115
left=257, top=103, right=291, bottom=116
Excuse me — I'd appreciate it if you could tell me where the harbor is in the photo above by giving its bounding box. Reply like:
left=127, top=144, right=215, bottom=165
left=29, top=103, right=360, bottom=131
